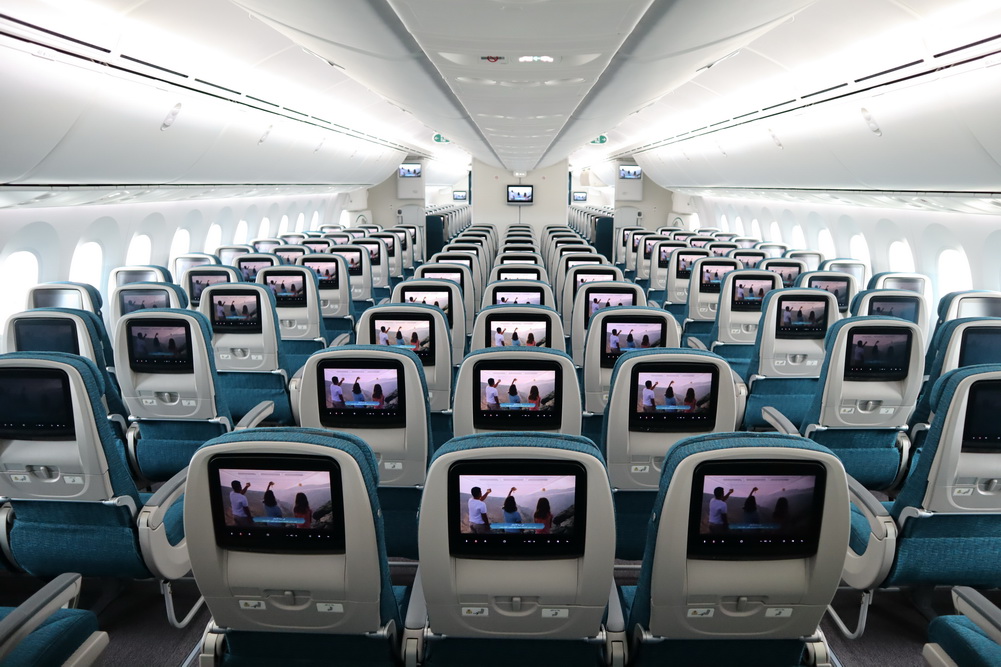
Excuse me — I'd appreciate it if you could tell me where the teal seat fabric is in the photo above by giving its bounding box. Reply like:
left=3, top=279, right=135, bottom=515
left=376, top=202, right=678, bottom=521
left=0, top=606, right=100, bottom=667
left=743, top=377, right=817, bottom=430
left=927, top=615, right=1001, bottom=667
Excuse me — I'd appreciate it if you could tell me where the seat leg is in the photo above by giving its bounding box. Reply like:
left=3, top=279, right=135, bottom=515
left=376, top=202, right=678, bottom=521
left=825, top=589, right=874, bottom=639
left=161, top=580, right=207, bottom=629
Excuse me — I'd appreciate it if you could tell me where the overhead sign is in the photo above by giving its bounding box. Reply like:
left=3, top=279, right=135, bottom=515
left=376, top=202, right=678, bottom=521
left=590, top=135, right=608, bottom=145
left=432, top=133, right=450, bottom=143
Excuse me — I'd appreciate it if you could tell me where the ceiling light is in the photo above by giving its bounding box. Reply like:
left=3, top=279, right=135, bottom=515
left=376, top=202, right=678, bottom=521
left=518, top=56, right=554, bottom=63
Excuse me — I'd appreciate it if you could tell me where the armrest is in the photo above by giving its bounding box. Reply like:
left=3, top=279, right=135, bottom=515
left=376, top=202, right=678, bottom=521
left=235, top=401, right=275, bottom=429
left=137, top=467, right=191, bottom=580
left=761, top=406, right=799, bottom=435
left=952, top=586, right=1001, bottom=646
left=687, top=337, right=708, bottom=350
left=0, top=573, right=84, bottom=663
left=329, top=333, right=351, bottom=347
left=841, top=475, right=897, bottom=590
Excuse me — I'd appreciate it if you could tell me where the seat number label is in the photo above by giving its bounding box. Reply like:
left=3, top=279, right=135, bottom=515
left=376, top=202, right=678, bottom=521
left=462, top=607, right=488, bottom=617
left=687, top=608, right=714, bottom=618
left=317, top=603, right=344, bottom=613
left=766, top=607, right=793, bottom=618
left=239, top=600, right=266, bottom=610
left=542, top=608, right=568, bottom=618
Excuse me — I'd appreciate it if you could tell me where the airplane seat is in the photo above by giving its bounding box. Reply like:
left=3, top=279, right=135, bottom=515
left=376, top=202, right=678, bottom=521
left=26, top=281, right=105, bottom=320
left=622, top=432, right=849, bottom=667
left=644, top=240, right=686, bottom=305
left=180, top=265, right=241, bottom=311
left=0, top=352, right=199, bottom=626
left=660, top=248, right=710, bottom=325
left=569, top=281, right=648, bottom=365
left=391, top=277, right=467, bottom=365
left=924, top=587, right=1001, bottom=667
left=297, top=254, right=357, bottom=341
left=355, top=237, right=392, bottom=301
left=851, top=288, right=932, bottom=350
left=108, top=265, right=173, bottom=292
left=0, top=572, right=108, bottom=666
left=292, top=345, right=431, bottom=559
left=708, top=269, right=782, bottom=382
left=911, top=317, right=1001, bottom=427
left=114, top=309, right=268, bottom=482
left=451, top=347, right=582, bottom=438
left=819, top=259, right=868, bottom=291
left=550, top=251, right=605, bottom=304
left=255, top=265, right=329, bottom=370
left=183, top=427, right=405, bottom=666
left=469, top=303, right=566, bottom=355
left=197, top=283, right=295, bottom=425
left=354, top=302, right=453, bottom=413
left=581, top=306, right=682, bottom=413
left=404, top=431, right=620, bottom=666
left=329, top=244, right=376, bottom=311
left=560, top=264, right=624, bottom=321
left=929, top=290, right=1001, bottom=368
left=743, top=289, right=839, bottom=430
left=682, top=257, right=742, bottom=349
left=429, top=252, right=484, bottom=308
left=831, top=364, right=1001, bottom=639
left=413, top=262, right=476, bottom=334
left=172, top=252, right=220, bottom=283
left=3, top=307, right=128, bottom=425
left=601, top=348, right=746, bottom=559
left=795, top=316, right=924, bottom=491
left=108, top=281, right=188, bottom=347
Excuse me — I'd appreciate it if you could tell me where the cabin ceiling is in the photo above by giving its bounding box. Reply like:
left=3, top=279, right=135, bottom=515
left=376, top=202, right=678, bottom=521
left=3, top=0, right=1001, bottom=195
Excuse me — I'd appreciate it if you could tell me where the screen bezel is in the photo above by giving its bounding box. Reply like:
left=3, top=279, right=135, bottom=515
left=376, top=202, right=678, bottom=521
left=774, top=295, right=829, bottom=340
left=582, top=286, right=638, bottom=326
left=208, top=289, right=264, bottom=335
left=125, top=318, right=195, bottom=374
left=687, top=459, right=827, bottom=560
left=261, top=270, right=308, bottom=308
left=506, top=185, right=534, bottom=204
left=370, top=311, right=436, bottom=366
left=472, top=358, right=563, bottom=431
left=301, top=258, right=340, bottom=290
left=207, top=454, right=345, bottom=554
left=843, top=325, right=913, bottom=381
left=730, top=278, right=775, bottom=312
left=958, top=327, right=1001, bottom=367
left=315, top=357, right=407, bottom=428
left=484, top=313, right=552, bottom=349
left=492, top=287, right=545, bottom=307
left=599, top=316, right=667, bottom=368
left=447, top=459, right=588, bottom=559
left=628, top=362, right=720, bottom=433
left=808, top=276, right=851, bottom=310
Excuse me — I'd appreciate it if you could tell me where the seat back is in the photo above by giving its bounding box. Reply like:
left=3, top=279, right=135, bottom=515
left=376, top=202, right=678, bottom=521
left=294, top=346, right=430, bottom=486
left=470, top=304, right=566, bottom=354
left=452, top=347, right=582, bottom=437
left=256, top=266, right=327, bottom=344
left=392, top=278, right=467, bottom=364
left=664, top=248, right=710, bottom=308
left=481, top=279, right=556, bottom=312
left=560, top=264, right=623, bottom=319
left=296, top=254, right=355, bottom=322
left=645, top=241, right=688, bottom=295
left=108, top=265, right=172, bottom=295
left=628, top=433, right=849, bottom=643
left=430, top=252, right=484, bottom=307
left=710, top=269, right=782, bottom=346
left=235, top=253, right=280, bottom=282
left=181, top=266, right=240, bottom=309
left=582, top=307, right=682, bottom=413
left=356, top=237, right=392, bottom=290
left=851, top=288, right=931, bottom=347
left=114, top=308, right=229, bottom=423
left=108, top=282, right=188, bottom=345
left=685, top=257, right=742, bottom=324
left=26, top=282, right=103, bottom=318
left=197, top=284, right=285, bottom=374
left=417, top=432, right=615, bottom=639
left=758, top=257, right=808, bottom=289
left=414, top=263, right=475, bottom=331
left=797, top=270, right=858, bottom=317
left=936, top=290, right=1001, bottom=324
left=329, top=245, right=374, bottom=303
left=819, top=258, right=868, bottom=289
left=569, top=281, right=647, bottom=364
left=355, top=303, right=453, bottom=411
left=804, top=316, right=924, bottom=431
left=868, top=271, right=932, bottom=300
left=603, top=349, right=745, bottom=490
left=172, top=253, right=219, bottom=282
left=785, top=249, right=824, bottom=271
left=184, top=428, right=400, bottom=636
left=635, top=235, right=672, bottom=282
left=251, top=238, right=282, bottom=254
left=613, top=226, right=644, bottom=264
left=749, top=288, right=839, bottom=379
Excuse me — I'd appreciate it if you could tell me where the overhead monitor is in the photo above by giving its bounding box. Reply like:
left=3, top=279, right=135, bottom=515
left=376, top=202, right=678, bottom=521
left=452, top=190, right=468, bottom=201
left=447, top=460, right=587, bottom=558
left=507, top=185, right=534, bottom=204
left=572, top=191, right=587, bottom=202
left=472, top=358, right=562, bottom=430
left=628, top=363, right=719, bottom=432
left=315, top=358, right=405, bottom=428
left=687, top=460, right=827, bottom=560
left=208, top=454, right=345, bottom=554
left=619, top=165, right=642, bottom=179
left=398, top=163, right=422, bottom=178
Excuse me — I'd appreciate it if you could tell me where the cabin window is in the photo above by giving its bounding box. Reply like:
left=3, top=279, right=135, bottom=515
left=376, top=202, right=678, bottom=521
left=278, top=215, right=290, bottom=235
left=338, top=210, right=351, bottom=227
left=69, top=241, right=103, bottom=288
left=769, top=221, right=783, bottom=243
left=733, top=216, right=745, bottom=235
left=0, top=251, right=39, bottom=329
left=791, top=226, right=807, bottom=250
left=205, top=224, right=223, bottom=254
left=295, top=212, right=306, bottom=232
left=750, top=218, right=762, bottom=239
left=168, top=229, right=191, bottom=271
left=889, top=240, right=915, bottom=272
left=818, top=229, right=836, bottom=259
left=849, top=234, right=871, bottom=274
left=936, top=248, right=972, bottom=300
left=126, top=234, right=152, bottom=265
left=720, top=214, right=729, bottom=232
left=234, top=220, right=249, bottom=245
left=310, top=211, right=320, bottom=230
left=258, top=217, right=271, bottom=239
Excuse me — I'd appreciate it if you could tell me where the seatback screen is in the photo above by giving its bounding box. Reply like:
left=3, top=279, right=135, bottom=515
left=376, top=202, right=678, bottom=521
left=301, top=259, right=339, bottom=290
left=600, top=318, right=666, bottom=368
left=958, top=327, right=1001, bottom=367
left=583, top=288, right=637, bottom=325
left=485, top=316, right=550, bottom=349
left=399, top=287, right=452, bottom=326
left=775, top=297, right=828, bottom=339
left=262, top=271, right=307, bottom=307
left=808, top=277, right=851, bottom=310
left=867, top=296, right=919, bottom=324
left=629, top=364, right=719, bottom=432
left=731, top=278, right=774, bottom=312
left=962, top=379, right=1001, bottom=453
left=0, top=368, right=75, bottom=439
left=843, top=327, right=912, bottom=381
left=493, top=288, right=543, bottom=306
left=316, top=360, right=405, bottom=428
left=209, top=291, right=263, bottom=334
left=119, top=289, right=169, bottom=314
left=31, top=289, right=84, bottom=309
left=188, top=272, right=231, bottom=306
left=371, top=314, right=435, bottom=364
left=126, top=320, right=194, bottom=373
left=13, top=319, right=80, bottom=355
left=473, top=361, right=562, bottom=430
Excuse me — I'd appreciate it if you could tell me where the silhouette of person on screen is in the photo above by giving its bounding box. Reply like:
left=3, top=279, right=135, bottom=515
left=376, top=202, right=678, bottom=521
left=485, top=378, right=501, bottom=411
left=351, top=377, right=364, bottom=403
left=526, top=332, right=536, bottom=346
left=528, top=385, right=541, bottom=410
left=262, top=481, right=283, bottom=520
left=743, top=487, right=760, bottom=524
left=502, top=488, right=521, bottom=533
left=328, top=376, right=346, bottom=408
left=468, top=487, right=492, bottom=534
left=642, top=379, right=659, bottom=412
left=293, top=492, right=312, bottom=529
left=506, top=379, right=520, bottom=409
left=709, top=486, right=734, bottom=534
left=534, top=498, right=553, bottom=534
left=229, top=480, right=253, bottom=527
left=372, top=383, right=385, bottom=409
